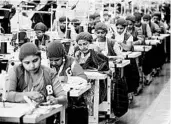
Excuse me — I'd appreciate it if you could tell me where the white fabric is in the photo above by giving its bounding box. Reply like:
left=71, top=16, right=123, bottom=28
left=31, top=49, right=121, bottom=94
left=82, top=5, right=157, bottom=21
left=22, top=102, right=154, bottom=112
left=10, top=13, right=32, bottom=32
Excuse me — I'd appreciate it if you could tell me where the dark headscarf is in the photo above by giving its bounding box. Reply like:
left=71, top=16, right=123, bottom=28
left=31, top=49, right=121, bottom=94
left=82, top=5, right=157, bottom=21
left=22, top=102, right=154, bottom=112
left=134, top=12, right=142, bottom=21
left=34, top=22, right=47, bottom=32
left=46, top=41, right=66, bottom=58
left=116, top=18, right=127, bottom=27
left=95, top=22, right=108, bottom=33
left=152, top=12, right=161, bottom=20
left=76, top=32, right=93, bottom=43
left=143, top=14, right=151, bottom=20
left=19, top=42, right=40, bottom=61
left=126, top=15, right=135, bottom=22
left=59, top=16, right=70, bottom=23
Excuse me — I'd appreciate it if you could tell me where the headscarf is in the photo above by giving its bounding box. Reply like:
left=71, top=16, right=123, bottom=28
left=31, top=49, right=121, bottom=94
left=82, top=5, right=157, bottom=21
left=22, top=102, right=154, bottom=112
left=19, top=42, right=40, bottom=61
left=34, top=22, right=47, bottom=32
left=95, top=22, right=108, bottom=33
left=126, top=15, right=136, bottom=22
left=46, top=41, right=66, bottom=58
left=76, top=32, right=93, bottom=43
left=116, top=18, right=127, bottom=27
left=152, top=12, right=161, bottom=20
left=143, top=14, right=151, bottom=20
left=59, top=16, right=70, bottom=23
left=134, top=12, right=142, bottom=21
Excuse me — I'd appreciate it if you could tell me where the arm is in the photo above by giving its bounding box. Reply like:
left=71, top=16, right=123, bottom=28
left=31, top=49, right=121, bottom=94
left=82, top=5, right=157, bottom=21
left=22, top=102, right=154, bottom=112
left=70, top=24, right=77, bottom=40
left=6, top=66, right=44, bottom=103
left=119, top=35, right=133, bottom=51
left=51, top=73, right=67, bottom=105
left=71, top=60, right=88, bottom=81
left=146, top=24, right=152, bottom=38
left=6, top=67, right=24, bottom=102
left=113, top=42, right=124, bottom=58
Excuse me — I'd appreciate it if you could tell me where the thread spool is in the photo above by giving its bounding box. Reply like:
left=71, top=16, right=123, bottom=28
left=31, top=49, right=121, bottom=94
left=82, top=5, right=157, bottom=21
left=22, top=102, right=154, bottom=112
left=1, top=42, right=7, bottom=54
left=78, top=26, right=84, bottom=33
left=66, top=29, right=71, bottom=39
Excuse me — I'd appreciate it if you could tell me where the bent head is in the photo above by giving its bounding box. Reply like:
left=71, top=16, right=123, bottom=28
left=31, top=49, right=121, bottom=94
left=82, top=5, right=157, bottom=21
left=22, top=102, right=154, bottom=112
left=19, top=42, right=41, bottom=74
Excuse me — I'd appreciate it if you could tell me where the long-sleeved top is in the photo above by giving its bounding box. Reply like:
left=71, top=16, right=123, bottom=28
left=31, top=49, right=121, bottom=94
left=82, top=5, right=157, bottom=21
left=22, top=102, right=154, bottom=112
left=52, top=19, right=77, bottom=40
left=126, top=27, right=144, bottom=45
left=135, top=23, right=152, bottom=40
left=113, top=31, right=134, bottom=51
left=34, top=34, right=50, bottom=50
left=54, top=56, right=88, bottom=82
left=153, top=21, right=167, bottom=34
left=6, top=64, right=67, bottom=103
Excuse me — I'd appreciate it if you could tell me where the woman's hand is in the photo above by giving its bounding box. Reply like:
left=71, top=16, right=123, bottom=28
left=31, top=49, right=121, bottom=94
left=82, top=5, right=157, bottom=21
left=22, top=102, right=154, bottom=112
left=58, top=76, right=68, bottom=83
left=46, top=95, right=58, bottom=105
left=26, top=92, right=44, bottom=103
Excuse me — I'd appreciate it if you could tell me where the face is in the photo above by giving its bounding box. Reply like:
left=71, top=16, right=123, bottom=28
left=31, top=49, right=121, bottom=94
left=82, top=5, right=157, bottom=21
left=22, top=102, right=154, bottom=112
left=59, top=21, right=68, bottom=30
left=103, top=15, right=109, bottom=21
left=73, top=22, right=80, bottom=33
left=95, top=29, right=107, bottom=39
left=143, top=19, right=149, bottom=24
left=135, top=20, right=141, bottom=27
left=35, top=30, right=44, bottom=39
left=49, top=57, right=63, bottom=69
left=116, top=25, right=125, bottom=34
left=22, top=55, right=41, bottom=73
left=95, top=16, right=100, bottom=22
left=77, top=40, right=89, bottom=54
left=127, top=20, right=134, bottom=30
left=153, top=16, right=159, bottom=24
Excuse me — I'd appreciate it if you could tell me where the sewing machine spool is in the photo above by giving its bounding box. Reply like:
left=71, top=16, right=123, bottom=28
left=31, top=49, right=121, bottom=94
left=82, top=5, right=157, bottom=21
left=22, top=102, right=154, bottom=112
left=0, top=42, right=7, bottom=54
left=66, top=29, right=71, bottom=39
left=78, top=26, right=84, bottom=33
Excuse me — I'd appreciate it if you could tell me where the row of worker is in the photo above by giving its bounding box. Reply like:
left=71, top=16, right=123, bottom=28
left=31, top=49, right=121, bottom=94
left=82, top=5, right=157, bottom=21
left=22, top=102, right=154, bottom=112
left=4, top=11, right=170, bottom=124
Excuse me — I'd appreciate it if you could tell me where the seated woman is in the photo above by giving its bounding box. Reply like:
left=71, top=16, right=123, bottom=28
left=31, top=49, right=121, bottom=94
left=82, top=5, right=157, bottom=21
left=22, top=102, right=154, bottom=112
left=93, top=22, right=124, bottom=58
left=74, top=32, right=109, bottom=115
left=114, top=18, right=140, bottom=100
left=6, top=42, right=67, bottom=105
left=126, top=15, right=144, bottom=45
left=74, top=32, right=109, bottom=71
left=46, top=41, right=87, bottom=82
left=33, top=22, right=50, bottom=50
left=52, top=16, right=77, bottom=40
left=113, top=18, right=133, bottom=51
left=46, top=41, right=88, bottom=124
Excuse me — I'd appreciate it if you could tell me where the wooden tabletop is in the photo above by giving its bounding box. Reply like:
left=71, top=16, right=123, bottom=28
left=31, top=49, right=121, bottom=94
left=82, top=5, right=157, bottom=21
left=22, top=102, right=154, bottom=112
left=0, top=102, right=64, bottom=123
left=84, top=71, right=108, bottom=80
left=62, top=83, right=91, bottom=97
left=122, top=52, right=142, bottom=58
left=134, top=45, right=152, bottom=52
left=145, top=40, right=160, bottom=45
left=151, top=34, right=170, bottom=40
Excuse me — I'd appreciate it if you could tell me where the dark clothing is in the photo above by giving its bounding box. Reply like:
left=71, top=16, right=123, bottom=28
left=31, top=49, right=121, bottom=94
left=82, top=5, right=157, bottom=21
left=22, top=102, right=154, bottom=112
left=124, top=58, right=140, bottom=93
left=107, top=38, right=117, bottom=56
left=74, top=49, right=109, bottom=103
left=112, top=67, right=128, bottom=117
left=11, top=32, right=30, bottom=46
left=31, top=1, right=56, bottom=29
left=77, top=49, right=109, bottom=71
left=0, top=4, right=15, bottom=33
left=35, top=34, right=50, bottom=48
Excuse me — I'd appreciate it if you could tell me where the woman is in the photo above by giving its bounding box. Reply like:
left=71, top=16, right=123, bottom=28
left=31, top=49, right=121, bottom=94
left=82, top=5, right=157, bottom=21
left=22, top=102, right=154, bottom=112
left=94, top=22, right=124, bottom=58
left=34, top=22, right=50, bottom=50
left=74, top=32, right=109, bottom=115
left=126, top=15, right=143, bottom=45
left=75, top=32, right=109, bottom=72
left=114, top=18, right=140, bottom=100
left=6, top=42, right=67, bottom=105
left=113, top=18, right=133, bottom=51
left=46, top=41, right=88, bottom=124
